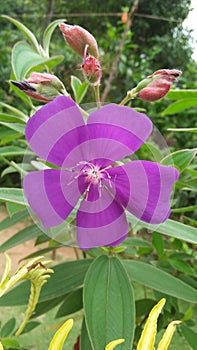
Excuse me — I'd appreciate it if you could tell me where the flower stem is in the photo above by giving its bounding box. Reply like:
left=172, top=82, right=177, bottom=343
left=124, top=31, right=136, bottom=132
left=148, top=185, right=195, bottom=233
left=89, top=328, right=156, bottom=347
left=119, top=88, right=137, bottom=106
left=94, top=85, right=101, bottom=109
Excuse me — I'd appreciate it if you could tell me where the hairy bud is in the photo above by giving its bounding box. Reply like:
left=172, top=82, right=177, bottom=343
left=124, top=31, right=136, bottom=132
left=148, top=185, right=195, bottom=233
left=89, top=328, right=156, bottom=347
left=11, top=72, right=68, bottom=102
left=59, top=23, right=99, bottom=58
left=136, top=69, right=182, bottom=102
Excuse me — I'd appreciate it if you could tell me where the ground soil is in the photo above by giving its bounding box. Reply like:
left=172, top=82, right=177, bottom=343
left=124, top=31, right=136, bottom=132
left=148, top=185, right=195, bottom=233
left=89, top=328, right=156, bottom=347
left=0, top=207, right=77, bottom=275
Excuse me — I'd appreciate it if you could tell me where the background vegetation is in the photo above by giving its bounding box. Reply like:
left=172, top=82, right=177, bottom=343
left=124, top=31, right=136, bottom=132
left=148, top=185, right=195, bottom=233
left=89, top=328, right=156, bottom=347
left=0, top=1, right=196, bottom=349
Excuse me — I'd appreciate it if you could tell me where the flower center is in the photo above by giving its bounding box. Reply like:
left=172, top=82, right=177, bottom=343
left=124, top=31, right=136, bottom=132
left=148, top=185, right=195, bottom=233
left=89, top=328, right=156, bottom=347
left=82, top=162, right=103, bottom=184
left=70, top=161, right=112, bottom=200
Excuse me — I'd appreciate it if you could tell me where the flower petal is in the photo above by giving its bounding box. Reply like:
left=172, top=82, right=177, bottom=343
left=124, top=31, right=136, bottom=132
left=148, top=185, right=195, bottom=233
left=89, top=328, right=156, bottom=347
left=25, top=96, right=86, bottom=167
left=23, top=169, right=81, bottom=227
left=108, top=161, right=179, bottom=224
left=76, top=189, right=128, bottom=249
left=86, top=104, right=152, bottom=162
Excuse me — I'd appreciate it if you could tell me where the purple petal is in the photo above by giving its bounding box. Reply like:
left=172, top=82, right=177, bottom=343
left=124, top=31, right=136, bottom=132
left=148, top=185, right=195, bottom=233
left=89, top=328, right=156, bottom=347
left=108, top=161, right=179, bottom=224
left=86, top=104, right=152, bottom=162
left=23, top=169, right=81, bottom=227
left=76, top=189, right=128, bottom=249
left=25, top=96, right=86, bottom=167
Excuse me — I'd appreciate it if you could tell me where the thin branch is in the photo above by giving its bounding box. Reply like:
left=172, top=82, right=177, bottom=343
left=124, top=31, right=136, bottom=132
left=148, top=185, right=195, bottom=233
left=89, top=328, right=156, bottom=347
left=101, top=0, right=139, bottom=102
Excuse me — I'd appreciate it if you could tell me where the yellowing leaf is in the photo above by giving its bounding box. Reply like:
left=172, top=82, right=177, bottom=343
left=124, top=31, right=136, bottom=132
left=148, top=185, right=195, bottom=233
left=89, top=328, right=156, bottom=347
left=0, top=253, right=12, bottom=289
left=137, top=298, right=166, bottom=350
left=157, top=321, right=181, bottom=350
left=105, top=338, right=125, bottom=350
left=48, top=319, right=74, bottom=350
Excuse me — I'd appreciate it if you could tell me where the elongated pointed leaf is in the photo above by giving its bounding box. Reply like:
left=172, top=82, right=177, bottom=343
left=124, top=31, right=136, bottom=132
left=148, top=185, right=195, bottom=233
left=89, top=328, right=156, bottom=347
left=80, top=318, right=93, bottom=350
left=0, top=209, right=29, bottom=231
left=162, top=98, right=197, bottom=115
left=0, top=225, right=42, bottom=253
left=0, top=188, right=27, bottom=206
left=12, top=42, right=63, bottom=80
left=161, top=148, right=197, bottom=172
left=166, top=89, right=197, bottom=100
left=1, top=318, right=16, bottom=338
left=0, top=146, right=30, bottom=157
left=43, top=19, right=66, bottom=56
left=181, top=324, right=197, bottom=349
left=2, top=15, right=41, bottom=54
left=84, top=255, right=135, bottom=350
left=127, top=214, right=197, bottom=244
left=124, top=260, right=197, bottom=303
left=56, top=288, right=83, bottom=318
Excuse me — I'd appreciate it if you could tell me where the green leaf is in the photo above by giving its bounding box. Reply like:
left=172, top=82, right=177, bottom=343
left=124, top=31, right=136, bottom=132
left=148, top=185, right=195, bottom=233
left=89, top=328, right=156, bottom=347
left=0, top=102, right=28, bottom=119
left=32, top=296, right=65, bottom=318
left=0, top=188, right=27, bottom=206
left=71, top=75, right=89, bottom=104
left=56, top=288, right=83, bottom=318
left=122, top=237, right=151, bottom=247
left=1, top=337, right=20, bottom=349
left=2, top=15, right=41, bottom=54
left=0, top=259, right=92, bottom=306
left=21, top=321, right=41, bottom=334
left=0, top=225, right=42, bottom=253
left=0, top=146, right=31, bottom=157
left=181, top=325, right=197, bottom=350
left=162, top=99, right=197, bottom=115
left=0, top=122, right=25, bottom=134
left=80, top=318, right=93, bottom=350
left=136, top=299, right=156, bottom=318
left=0, top=113, right=26, bottom=123
left=161, top=148, right=197, bottom=172
left=6, top=202, right=25, bottom=216
left=152, top=232, right=163, bottom=256
left=0, top=209, right=29, bottom=231
left=124, top=260, right=197, bottom=302
left=43, top=19, right=66, bottom=56
left=84, top=255, right=135, bottom=350
left=168, top=259, right=194, bottom=275
left=127, top=214, right=197, bottom=244
left=166, top=89, right=197, bottom=100
left=0, top=318, right=16, bottom=337
left=12, top=41, right=63, bottom=80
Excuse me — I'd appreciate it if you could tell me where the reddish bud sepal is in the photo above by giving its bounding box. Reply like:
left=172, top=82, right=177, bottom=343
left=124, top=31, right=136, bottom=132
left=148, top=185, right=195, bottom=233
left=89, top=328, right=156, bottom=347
left=82, top=45, right=102, bottom=86
left=59, top=23, right=99, bottom=58
left=137, top=69, right=182, bottom=102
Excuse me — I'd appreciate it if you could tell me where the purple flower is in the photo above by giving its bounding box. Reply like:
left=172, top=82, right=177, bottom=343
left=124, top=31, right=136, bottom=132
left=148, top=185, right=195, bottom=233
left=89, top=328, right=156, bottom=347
left=23, top=96, right=179, bottom=249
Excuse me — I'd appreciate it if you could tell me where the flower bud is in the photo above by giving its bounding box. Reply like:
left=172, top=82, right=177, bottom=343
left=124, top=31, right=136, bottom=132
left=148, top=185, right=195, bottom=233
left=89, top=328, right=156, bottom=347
left=11, top=72, right=68, bottom=102
left=136, top=69, right=182, bottom=102
left=59, top=23, right=99, bottom=58
left=82, top=45, right=102, bottom=86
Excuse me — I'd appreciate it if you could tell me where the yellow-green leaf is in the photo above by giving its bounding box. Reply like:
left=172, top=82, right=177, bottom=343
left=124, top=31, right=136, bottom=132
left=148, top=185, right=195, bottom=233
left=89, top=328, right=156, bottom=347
left=105, top=339, right=125, bottom=350
left=137, top=298, right=166, bottom=350
left=0, top=254, right=12, bottom=289
left=48, top=319, right=74, bottom=350
left=157, top=321, right=181, bottom=350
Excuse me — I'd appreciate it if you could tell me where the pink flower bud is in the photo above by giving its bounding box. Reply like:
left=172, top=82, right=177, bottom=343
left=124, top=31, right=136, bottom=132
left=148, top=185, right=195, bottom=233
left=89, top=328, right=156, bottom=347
left=82, top=45, right=102, bottom=86
left=59, top=23, right=99, bottom=58
left=137, top=69, right=182, bottom=102
left=11, top=72, right=68, bottom=102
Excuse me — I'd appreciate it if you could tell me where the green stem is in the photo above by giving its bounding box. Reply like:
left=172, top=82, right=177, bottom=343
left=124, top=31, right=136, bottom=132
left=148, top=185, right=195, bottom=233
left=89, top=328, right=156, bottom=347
left=94, top=85, right=101, bottom=109
left=119, top=89, right=137, bottom=106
